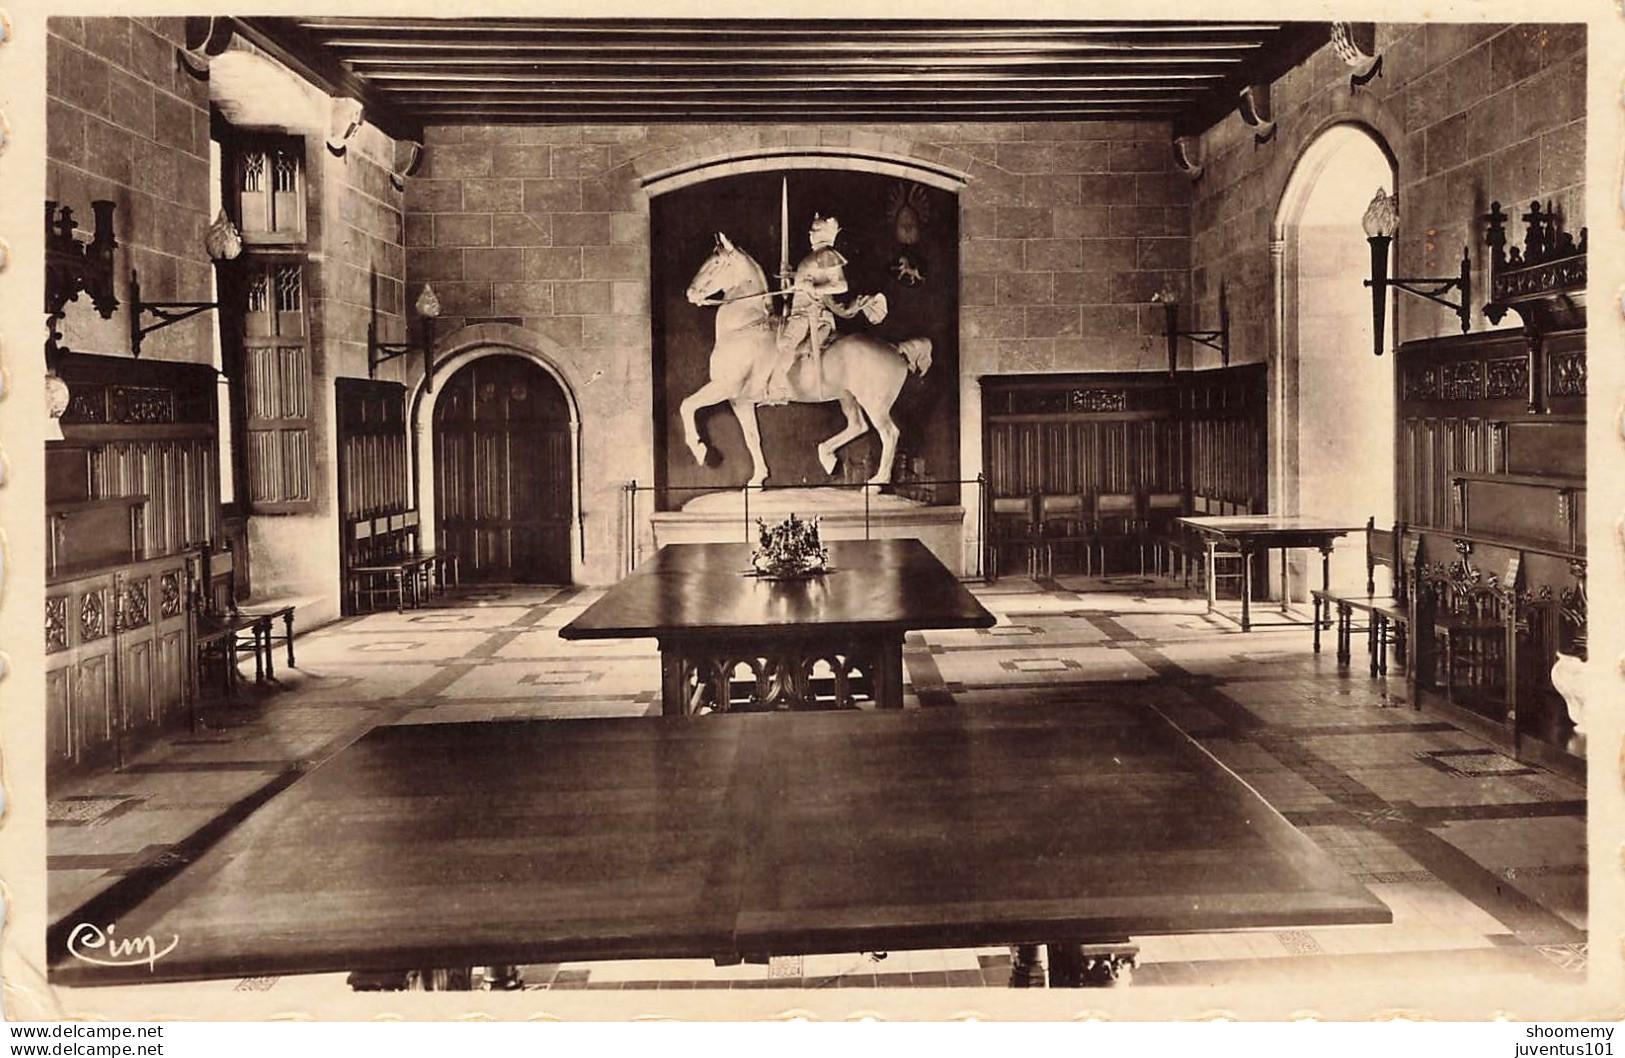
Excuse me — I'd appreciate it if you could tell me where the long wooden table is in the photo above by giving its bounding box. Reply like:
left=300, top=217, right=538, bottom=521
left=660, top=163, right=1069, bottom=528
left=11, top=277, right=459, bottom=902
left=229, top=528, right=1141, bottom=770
left=560, top=539, right=996, bottom=714
left=49, top=702, right=1390, bottom=989
left=1177, top=515, right=1363, bottom=632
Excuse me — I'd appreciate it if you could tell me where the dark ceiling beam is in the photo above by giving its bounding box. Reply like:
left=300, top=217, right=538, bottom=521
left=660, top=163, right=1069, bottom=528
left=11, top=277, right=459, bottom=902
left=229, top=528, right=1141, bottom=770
left=1173, top=21, right=1329, bottom=137
left=341, top=56, right=1245, bottom=74
left=235, top=16, right=423, bottom=142
left=416, top=116, right=1180, bottom=126
left=365, top=74, right=1226, bottom=90
left=358, top=66, right=1225, bottom=82
left=332, top=47, right=1253, bottom=66
left=299, top=17, right=1283, bottom=39
left=397, top=91, right=1196, bottom=105
left=412, top=106, right=1181, bottom=122
left=323, top=40, right=1267, bottom=58
left=352, top=63, right=1235, bottom=82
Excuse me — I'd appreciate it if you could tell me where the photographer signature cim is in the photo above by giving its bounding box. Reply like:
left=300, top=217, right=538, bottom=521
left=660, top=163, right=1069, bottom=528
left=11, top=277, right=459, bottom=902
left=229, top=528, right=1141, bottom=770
left=66, top=923, right=178, bottom=971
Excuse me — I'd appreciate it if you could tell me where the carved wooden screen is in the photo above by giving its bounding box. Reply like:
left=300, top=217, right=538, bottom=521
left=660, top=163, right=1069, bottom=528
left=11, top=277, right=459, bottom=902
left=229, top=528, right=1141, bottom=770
left=1395, top=328, right=1544, bottom=533
left=51, top=352, right=220, bottom=559
left=981, top=366, right=1266, bottom=508
left=239, top=259, right=315, bottom=512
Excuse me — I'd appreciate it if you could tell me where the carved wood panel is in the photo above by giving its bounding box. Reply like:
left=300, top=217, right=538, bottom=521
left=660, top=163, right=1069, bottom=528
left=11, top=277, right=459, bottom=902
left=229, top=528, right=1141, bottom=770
left=47, top=553, right=195, bottom=780
left=981, top=367, right=1266, bottom=509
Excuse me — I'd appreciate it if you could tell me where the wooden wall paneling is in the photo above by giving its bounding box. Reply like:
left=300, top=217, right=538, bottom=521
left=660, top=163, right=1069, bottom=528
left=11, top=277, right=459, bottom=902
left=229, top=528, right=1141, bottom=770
left=980, top=366, right=1267, bottom=515
left=47, top=554, right=196, bottom=780
left=1397, top=325, right=1587, bottom=775
left=335, top=379, right=411, bottom=609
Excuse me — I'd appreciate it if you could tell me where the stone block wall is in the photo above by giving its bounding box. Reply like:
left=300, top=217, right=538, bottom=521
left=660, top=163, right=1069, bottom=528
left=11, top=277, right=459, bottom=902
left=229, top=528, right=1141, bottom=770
left=46, top=17, right=213, bottom=363
left=1191, top=21, right=1585, bottom=359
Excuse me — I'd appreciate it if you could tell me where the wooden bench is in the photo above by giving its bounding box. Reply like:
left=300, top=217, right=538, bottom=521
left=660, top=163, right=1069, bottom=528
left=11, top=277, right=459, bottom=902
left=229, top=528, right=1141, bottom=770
left=1311, top=521, right=1412, bottom=677
left=195, top=546, right=281, bottom=699
left=345, top=510, right=460, bottom=613
left=396, top=509, right=460, bottom=603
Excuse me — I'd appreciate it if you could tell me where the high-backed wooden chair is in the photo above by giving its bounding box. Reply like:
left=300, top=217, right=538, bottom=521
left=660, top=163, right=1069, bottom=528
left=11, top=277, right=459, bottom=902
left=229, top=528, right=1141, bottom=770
left=1091, top=492, right=1139, bottom=576
left=1036, top=492, right=1092, bottom=576
left=1141, top=491, right=1188, bottom=578
left=986, top=494, right=1040, bottom=581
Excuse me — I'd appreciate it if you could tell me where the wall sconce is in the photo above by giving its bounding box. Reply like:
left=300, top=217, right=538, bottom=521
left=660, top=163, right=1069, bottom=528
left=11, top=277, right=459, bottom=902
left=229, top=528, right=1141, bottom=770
left=177, top=15, right=235, bottom=80
left=327, top=97, right=365, bottom=157
left=1360, top=188, right=1471, bottom=357
left=1330, top=22, right=1384, bottom=88
left=390, top=139, right=425, bottom=192
left=1152, top=285, right=1229, bottom=376
left=1171, top=135, right=1204, bottom=182
left=1238, top=83, right=1276, bottom=145
left=129, top=210, right=244, bottom=357
left=45, top=199, right=119, bottom=368
left=369, top=284, right=442, bottom=392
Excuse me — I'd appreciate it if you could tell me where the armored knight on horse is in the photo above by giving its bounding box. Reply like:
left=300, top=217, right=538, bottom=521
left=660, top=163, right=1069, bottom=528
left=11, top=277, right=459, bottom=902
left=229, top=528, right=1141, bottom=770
left=679, top=217, right=928, bottom=489
left=757, top=213, right=885, bottom=404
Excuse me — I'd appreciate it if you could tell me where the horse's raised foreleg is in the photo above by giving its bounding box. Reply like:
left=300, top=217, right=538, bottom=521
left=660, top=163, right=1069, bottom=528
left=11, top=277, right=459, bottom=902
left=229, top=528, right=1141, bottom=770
left=730, top=398, right=770, bottom=487
left=817, top=395, right=870, bottom=477
left=678, top=378, right=737, bottom=466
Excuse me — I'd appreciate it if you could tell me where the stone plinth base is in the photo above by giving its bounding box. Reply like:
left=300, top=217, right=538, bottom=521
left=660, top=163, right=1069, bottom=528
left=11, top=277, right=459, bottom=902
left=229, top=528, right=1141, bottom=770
left=650, top=488, right=965, bottom=574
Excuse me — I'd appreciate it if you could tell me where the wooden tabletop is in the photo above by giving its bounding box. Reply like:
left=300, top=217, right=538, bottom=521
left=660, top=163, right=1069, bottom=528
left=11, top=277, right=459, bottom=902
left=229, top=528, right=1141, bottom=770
left=560, top=538, right=995, bottom=641
left=1177, top=515, right=1365, bottom=541
left=52, top=701, right=1389, bottom=985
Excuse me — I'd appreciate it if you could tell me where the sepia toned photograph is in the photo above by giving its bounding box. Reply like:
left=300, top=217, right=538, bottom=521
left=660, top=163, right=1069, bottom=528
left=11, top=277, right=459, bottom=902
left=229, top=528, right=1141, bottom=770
left=4, top=5, right=1620, bottom=1023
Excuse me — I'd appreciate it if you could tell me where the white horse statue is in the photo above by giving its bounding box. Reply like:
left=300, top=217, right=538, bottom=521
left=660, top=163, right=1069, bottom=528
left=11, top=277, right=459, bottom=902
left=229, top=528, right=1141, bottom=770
left=679, top=233, right=932, bottom=488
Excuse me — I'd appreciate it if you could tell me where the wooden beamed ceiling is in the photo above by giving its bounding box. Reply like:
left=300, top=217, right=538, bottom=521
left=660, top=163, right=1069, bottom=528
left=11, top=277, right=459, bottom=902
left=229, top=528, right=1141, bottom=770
left=240, top=17, right=1332, bottom=135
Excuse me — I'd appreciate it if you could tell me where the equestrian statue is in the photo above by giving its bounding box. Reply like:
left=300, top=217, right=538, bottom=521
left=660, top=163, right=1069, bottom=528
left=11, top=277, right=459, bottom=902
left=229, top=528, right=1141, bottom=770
left=679, top=217, right=931, bottom=488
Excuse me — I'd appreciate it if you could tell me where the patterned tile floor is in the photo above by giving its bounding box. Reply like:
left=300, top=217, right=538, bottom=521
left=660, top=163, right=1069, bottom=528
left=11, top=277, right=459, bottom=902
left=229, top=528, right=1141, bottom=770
left=46, top=575, right=1587, bottom=993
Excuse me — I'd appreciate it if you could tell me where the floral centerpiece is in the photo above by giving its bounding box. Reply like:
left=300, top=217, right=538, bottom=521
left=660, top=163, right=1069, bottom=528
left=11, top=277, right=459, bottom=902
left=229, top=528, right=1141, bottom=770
left=750, top=513, right=830, bottom=579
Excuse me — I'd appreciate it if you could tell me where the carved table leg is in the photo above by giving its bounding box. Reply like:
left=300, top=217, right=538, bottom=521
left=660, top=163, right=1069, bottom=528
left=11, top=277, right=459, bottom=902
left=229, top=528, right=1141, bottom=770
left=1008, top=944, right=1045, bottom=987
left=1369, top=613, right=1383, bottom=678
left=1204, top=542, right=1217, bottom=615
left=659, top=646, right=689, bottom=717
left=1045, top=941, right=1138, bottom=987
left=261, top=620, right=275, bottom=681
left=347, top=967, right=477, bottom=991
left=873, top=634, right=905, bottom=709
left=1239, top=549, right=1254, bottom=632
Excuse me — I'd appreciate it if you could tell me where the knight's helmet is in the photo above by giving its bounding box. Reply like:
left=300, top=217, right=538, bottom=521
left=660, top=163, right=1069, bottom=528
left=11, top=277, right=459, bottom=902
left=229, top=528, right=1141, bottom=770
left=809, top=213, right=841, bottom=249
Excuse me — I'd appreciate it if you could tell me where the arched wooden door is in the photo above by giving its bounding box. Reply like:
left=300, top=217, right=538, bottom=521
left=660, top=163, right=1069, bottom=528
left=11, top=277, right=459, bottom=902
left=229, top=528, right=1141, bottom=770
left=433, top=356, right=573, bottom=583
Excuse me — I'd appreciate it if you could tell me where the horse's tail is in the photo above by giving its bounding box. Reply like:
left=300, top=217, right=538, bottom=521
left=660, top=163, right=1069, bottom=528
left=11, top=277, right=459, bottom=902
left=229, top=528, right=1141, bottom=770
left=897, top=337, right=933, bottom=377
